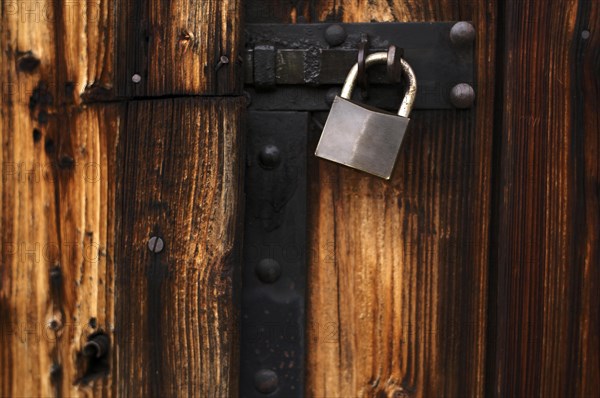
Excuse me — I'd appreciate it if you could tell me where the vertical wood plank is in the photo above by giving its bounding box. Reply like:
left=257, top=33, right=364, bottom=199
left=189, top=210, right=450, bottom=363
left=308, top=1, right=496, bottom=396
left=116, top=0, right=243, bottom=97
left=1, top=1, right=119, bottom=396
left=2, top=0, right=245, bottom=396
left=244, top=1, right=496, bottom=396
left=114, top=97, right=244, bottom=397
left=0, top=98, right=122, bottom=396
left=493, top=0, right=600, bottom=396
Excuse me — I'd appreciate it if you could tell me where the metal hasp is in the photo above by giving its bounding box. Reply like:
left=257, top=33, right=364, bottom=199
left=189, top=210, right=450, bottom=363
left=241, top=112, right=308, bottom=397
left=245, top=22, right=475, bottom=111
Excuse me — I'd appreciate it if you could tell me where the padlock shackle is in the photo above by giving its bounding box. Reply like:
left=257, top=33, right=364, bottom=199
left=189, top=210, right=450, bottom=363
left=340, top=52, right=417, bottom=118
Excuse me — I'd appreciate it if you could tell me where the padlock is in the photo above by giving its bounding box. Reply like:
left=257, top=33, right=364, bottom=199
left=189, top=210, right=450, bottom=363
left=315, top=52, right=417, bottom=180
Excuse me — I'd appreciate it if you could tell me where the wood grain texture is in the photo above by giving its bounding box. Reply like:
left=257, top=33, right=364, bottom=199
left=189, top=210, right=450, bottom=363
left=244, top=1, right=496, bottom=396
left=492, top=0, right=600, bottom=396
left=113, top=97, right=244, bottom=397
left=0, top=97, right=122, bottom=397
left=0, top=1, right=120, bottom=396
left=116, top=0, right=243, bottom=97
left=1, top=1, right=245, bottom=396
left=0, top=0, right=116, bottom=105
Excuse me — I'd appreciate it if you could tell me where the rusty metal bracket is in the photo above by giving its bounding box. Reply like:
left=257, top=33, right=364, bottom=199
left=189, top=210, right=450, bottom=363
left=244, top=22, right=475, bottom=110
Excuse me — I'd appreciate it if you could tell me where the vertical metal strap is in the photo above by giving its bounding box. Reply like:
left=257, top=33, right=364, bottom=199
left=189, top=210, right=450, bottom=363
left=241, top=112, right=308, bottom=397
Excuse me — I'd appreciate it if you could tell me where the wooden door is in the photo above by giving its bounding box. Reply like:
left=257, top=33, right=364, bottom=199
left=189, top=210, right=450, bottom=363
left=0, top=0, right=598, bottom=397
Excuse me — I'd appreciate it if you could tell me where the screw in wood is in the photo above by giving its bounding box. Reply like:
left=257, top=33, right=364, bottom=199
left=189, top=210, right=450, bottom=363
left=131, top=74, right=142, bottom=84
left=148, top=236, right=164, bottom=253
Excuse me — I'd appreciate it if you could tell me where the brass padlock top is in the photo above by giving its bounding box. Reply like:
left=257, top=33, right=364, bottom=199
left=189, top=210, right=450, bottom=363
left=315, top=52, right=418, bottom=179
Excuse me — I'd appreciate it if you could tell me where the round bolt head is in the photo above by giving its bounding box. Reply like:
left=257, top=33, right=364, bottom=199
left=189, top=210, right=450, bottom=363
left=324, top=24, right=347, bottom=47
left=148, top=236, right=164, bottom=253
left=255, top=258, right=281, bottom=283
left=450, top=21, right=476, bottom=47
left=131, top=73, right=142, bottom=84
left=258, top=145, right=281, bottom=169
left=450, top=83, right=476, bottom=109
left=254, top=369, right=278, bottom=394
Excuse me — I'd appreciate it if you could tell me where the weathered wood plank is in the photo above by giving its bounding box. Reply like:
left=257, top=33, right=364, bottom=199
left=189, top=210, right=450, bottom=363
left=0, top=2, right=121, bottom=396
left=116, top=0, right=243, bottom=97
left=492, top=0, right=600, bottom=396
left=0, top=97, right=122, bottom=396
left=244, top=1, right=496, bottom=396
left=2, top=1, right=245, bottom=396
left=0, top=1, right=116, bottom=105
left=113, top=97, right=244, bottom=397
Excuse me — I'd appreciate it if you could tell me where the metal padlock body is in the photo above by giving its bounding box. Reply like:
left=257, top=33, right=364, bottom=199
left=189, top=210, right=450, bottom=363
left=315, top=52, right=417, bottom=180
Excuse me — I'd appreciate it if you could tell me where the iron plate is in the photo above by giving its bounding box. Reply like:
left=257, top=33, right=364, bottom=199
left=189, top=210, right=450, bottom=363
left=241, top=112, right=308, bottom=397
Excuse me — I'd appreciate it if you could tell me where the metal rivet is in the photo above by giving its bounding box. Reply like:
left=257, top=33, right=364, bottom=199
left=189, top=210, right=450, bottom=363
left=255, top=258, right=281, bottom=283
left=258, top=145, right=281, bottom=169
left=148, top=236, right=164, bottom=253
left=582, top=30, right=590, bottom=39
left=449, top=83, right=475, bottom=109
left=450, top=21, right=475, bottom=47
left=324, top=24, right=347, bottom=47
left=325, top=87, right=340, bottom=106
left=132, top=74, right=142, bottom=83
left=254, top=369, right=278, bottom=394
